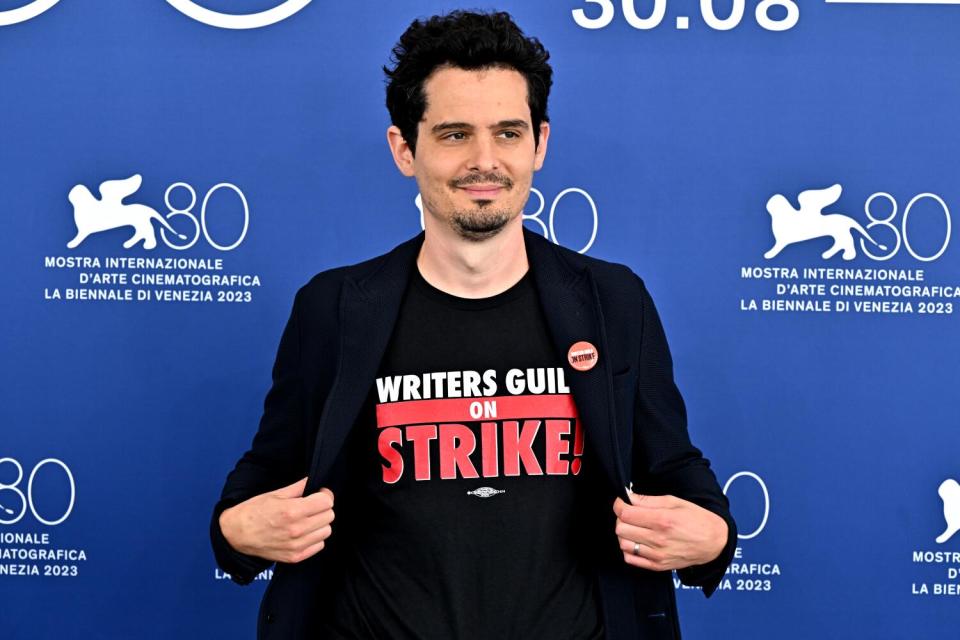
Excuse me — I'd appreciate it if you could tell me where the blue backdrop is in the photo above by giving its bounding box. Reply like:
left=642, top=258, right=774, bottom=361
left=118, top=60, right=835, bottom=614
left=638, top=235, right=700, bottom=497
left=1, top=1, right=958, bottom=638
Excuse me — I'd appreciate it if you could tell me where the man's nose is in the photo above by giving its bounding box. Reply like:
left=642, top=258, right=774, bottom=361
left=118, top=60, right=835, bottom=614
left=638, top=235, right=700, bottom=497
left=466, top=135, right=499, bottom=173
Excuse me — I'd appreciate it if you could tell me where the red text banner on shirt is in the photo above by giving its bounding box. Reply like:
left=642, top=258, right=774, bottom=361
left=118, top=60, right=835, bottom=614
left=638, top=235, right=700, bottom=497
left=376, top=394, right=585, bottom=482
left=376, top=393, right=579, bottom=427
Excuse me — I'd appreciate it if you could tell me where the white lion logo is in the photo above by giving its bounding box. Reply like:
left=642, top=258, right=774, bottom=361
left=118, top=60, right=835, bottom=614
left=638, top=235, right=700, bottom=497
left=936, top=478, right=960, bottom=544
left=67, top=175, right=186, bottom=250
left=763, top=184, right=887, bottom=261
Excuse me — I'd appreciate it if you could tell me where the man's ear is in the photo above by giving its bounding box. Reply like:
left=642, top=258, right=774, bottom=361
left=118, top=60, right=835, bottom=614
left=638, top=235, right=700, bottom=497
left=533, top=121, right=550, bottom=172
left=387, top=125, right=415, bottom=177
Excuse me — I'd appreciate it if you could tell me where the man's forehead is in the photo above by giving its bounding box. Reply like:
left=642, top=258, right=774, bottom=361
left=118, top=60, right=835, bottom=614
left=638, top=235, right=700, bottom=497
left=420, top=65, right=531, bottom=125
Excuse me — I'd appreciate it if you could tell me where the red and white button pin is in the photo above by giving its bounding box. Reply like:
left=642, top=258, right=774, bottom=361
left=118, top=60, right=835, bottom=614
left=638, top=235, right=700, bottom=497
left=567, top=340, right=599, bottom=371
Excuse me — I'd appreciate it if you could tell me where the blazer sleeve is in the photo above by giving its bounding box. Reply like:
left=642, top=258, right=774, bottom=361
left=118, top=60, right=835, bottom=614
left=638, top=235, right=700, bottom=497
left=631, top=275, right=737, bottom=597
left=210, top=287, right=312, bottom=585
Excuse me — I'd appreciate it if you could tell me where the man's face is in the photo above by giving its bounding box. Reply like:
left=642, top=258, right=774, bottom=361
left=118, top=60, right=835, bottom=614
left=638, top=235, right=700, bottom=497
left=388, top=65, right=550, bottom=241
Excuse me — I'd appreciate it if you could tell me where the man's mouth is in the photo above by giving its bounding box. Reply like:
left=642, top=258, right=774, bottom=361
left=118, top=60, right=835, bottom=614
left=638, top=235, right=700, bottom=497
left=453, top=173, right=513, bottom=199
left=460, top=185, right=504, bottom=198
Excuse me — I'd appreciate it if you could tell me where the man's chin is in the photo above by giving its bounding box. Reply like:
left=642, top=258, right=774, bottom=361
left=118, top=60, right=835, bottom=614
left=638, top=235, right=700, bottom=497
left=451, top=212, right=513, bottom=242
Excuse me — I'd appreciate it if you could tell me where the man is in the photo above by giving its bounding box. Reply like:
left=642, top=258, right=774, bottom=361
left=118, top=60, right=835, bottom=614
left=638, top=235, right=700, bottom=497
left=211, top=10, right=736, bottom=640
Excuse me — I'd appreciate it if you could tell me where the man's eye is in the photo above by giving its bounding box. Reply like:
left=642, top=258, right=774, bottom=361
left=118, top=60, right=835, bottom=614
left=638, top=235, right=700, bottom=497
left=499, top=131, right=520, bottom=139
left=444, top=132, right=467, bottom=140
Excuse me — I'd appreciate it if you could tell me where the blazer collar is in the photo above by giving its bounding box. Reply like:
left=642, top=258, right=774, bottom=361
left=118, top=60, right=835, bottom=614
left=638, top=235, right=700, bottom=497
left=349, top=224, right=587, bottom=303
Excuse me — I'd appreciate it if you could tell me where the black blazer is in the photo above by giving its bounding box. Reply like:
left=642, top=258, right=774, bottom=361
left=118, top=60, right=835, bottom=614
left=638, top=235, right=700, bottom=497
left=211, top=226, right=737, bottom=640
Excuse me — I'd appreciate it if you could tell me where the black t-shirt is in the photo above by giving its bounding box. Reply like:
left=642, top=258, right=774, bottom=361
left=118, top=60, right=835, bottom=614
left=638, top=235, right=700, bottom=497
left=322, top=264, right=604, bottom=640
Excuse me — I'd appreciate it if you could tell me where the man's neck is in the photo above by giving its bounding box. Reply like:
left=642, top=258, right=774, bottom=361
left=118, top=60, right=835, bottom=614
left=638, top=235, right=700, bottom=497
left=416, top=216, right=529, bottom=299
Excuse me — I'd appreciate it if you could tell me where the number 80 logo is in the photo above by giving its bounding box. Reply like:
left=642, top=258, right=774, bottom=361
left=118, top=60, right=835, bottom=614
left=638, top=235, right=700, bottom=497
left=0, top=458, right=76, bottom=526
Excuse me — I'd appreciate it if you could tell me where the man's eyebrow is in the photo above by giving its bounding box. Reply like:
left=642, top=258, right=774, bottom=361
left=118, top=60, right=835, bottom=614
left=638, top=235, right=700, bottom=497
left=495, top=119, right=530, bottom=131
left=431, top=122, right=473, bottom=134
left=430, top=120, right=531, bottom=134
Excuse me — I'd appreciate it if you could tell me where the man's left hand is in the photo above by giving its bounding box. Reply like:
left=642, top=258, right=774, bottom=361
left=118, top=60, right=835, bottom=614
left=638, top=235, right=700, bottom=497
left=612, top=493, right=727, bottom=572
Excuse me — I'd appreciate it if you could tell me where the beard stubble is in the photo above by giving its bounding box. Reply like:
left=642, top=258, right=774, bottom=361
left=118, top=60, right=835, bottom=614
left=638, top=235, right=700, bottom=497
left=444, top=172, right=518, bottom=242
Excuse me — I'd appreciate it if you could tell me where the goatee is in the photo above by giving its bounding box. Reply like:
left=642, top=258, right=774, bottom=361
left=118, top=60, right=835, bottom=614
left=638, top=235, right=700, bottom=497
left=451, top=205, right=514, bottom=241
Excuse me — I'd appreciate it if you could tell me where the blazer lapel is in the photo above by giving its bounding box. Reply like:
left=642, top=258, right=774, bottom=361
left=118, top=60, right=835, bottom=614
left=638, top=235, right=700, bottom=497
left=524, top=227, right=629, bottom=497
left=305, top=231, right=424, bottom=494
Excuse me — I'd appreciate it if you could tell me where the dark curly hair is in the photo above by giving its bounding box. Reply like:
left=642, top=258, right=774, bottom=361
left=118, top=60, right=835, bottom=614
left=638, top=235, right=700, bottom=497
left=384, top=10, right=553, bottom=156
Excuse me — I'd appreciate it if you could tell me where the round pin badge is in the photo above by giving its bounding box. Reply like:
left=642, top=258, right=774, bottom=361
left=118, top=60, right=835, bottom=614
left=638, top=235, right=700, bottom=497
left=567, top=340, right=599, bottom=371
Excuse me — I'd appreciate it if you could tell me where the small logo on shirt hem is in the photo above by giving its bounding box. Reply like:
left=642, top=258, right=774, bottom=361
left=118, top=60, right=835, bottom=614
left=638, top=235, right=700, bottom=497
left=467, top=487, right=505, bottom=498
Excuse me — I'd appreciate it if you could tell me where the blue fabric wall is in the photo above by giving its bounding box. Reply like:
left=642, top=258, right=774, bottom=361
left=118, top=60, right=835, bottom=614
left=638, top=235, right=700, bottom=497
left=1, top=1, right=958, bottom=637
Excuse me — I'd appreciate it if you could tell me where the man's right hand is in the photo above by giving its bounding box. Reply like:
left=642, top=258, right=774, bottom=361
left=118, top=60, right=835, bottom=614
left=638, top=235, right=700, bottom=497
left=219, top=477, right=335, bottom=564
